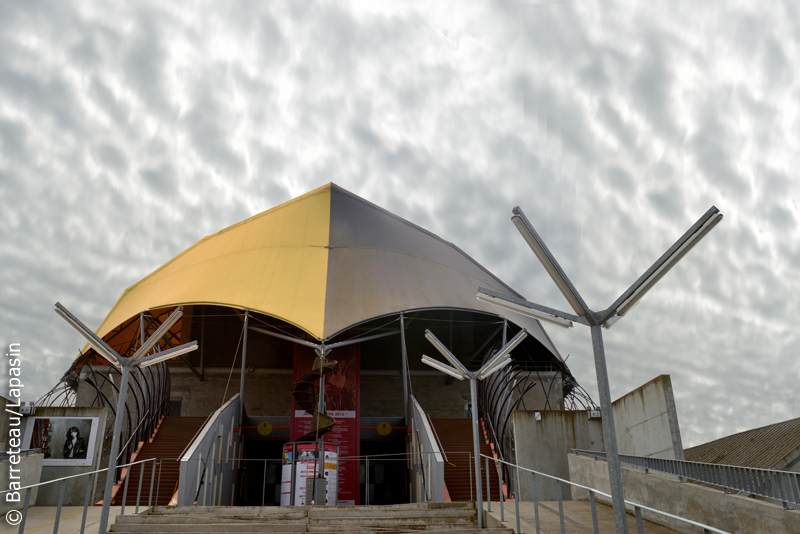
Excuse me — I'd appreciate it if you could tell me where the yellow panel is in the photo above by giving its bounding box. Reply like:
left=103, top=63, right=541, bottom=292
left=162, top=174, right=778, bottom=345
left=93, top=184, right=332, bottom=340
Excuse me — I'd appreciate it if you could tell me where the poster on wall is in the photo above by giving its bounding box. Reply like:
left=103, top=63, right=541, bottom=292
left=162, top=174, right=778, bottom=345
left=291, top=343, right=360, bottom=505
left=22, top=416, right=100, bottom=466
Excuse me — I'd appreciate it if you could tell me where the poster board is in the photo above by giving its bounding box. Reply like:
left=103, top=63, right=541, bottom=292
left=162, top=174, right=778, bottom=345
left=291, top=343, right=360, bottom=505
left=22, top=416, right=100, bottom=466
left=280, top=443, right=338, bottom=505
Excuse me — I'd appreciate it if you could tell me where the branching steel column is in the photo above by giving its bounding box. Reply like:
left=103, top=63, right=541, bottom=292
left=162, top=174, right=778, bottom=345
left=98, top=364, right=130, bottom=534
left=590, top=323, right=627, bottom=533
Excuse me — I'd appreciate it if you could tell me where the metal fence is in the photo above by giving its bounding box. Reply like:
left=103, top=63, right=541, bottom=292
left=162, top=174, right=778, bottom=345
left=573, top=448, right=800, bottom=510
left=482, top=453, right=731, bottom=534
left=1, top=456, right=159, bottom=534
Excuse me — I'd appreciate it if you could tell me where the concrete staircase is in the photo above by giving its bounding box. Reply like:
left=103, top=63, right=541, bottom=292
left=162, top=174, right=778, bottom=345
left=429, top=419, right=500, bottom=503
left=109, top=503, right=513, bottom=533
left=119, top=416, right=208, bottom=506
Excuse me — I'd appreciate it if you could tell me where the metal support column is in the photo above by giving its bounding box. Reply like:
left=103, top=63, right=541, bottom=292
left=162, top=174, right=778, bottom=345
left=200, top=306, right=205, bottom=379
left=98, top=364, right=131, bottom=534
left=400, top=312, right=409, bottom=425
left=590, top=324, right=628, bottom=533
left=239, top=310, right=249, bottom=428
left=470, top=378, right=484, bottom=528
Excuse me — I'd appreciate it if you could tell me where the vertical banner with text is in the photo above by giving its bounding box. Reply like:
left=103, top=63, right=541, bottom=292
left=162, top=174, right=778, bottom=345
left=291, top=343, right=360, bottom=505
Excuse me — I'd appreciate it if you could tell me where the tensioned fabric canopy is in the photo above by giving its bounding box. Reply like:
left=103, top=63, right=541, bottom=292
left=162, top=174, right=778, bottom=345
left=92, top=183, right=562, bottom=359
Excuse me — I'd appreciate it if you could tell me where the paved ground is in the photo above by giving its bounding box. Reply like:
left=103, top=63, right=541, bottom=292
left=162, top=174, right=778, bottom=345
left=12, top=507, right=121, bottom=534
left=486, top=500, right=681, bottom=533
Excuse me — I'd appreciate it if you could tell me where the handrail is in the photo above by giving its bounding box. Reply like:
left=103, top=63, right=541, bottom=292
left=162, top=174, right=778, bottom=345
left=0, top=457, right=155, bottom=494
left=176, top=411, right=215, bottom=461
left=483, top=453, right=731, bottom=534
left=573, top=448, right=800, bottom=508
left=425, top=412, right=448, bottom=464
left=180, top=394, right=239, bottom=462
left=116, top=410, right=150, bottom=461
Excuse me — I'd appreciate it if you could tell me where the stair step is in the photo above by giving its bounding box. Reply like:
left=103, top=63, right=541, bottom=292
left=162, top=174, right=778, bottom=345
left=111, top=524, right=306, bottom=533
left=114, top=504, right=512, bottom=534
left=307, top=509, right=475, bottom=519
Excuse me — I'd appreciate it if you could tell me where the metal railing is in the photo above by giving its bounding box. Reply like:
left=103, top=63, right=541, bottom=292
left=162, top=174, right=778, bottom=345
left=573, top=449, right=800, bottom=510
left=177, top=394, right=240, bottom=506
left=482, top=453, right=731, bottom=534
left=409, top=395, right=446, bottom=503
left=1, top=456, right=160, bottom=534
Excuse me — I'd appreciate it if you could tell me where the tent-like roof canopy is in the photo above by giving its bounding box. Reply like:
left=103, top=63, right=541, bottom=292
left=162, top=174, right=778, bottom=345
left=93, top=183, right=560, bottom=358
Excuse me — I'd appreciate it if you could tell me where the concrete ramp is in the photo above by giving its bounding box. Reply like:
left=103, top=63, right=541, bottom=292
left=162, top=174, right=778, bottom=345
left=109, top=502, right=514, bottom=533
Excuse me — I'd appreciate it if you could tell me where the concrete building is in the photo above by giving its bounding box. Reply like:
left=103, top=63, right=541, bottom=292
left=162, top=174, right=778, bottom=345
left=684, top=416, right=800, bottom=473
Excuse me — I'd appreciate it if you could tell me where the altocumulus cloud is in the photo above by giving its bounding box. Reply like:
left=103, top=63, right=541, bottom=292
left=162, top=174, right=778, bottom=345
left=0, top=0, right=798, bottom=446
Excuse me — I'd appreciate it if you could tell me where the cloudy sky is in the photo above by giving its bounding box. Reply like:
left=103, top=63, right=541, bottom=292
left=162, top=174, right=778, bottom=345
left=2, top=0, right=798, bottom=447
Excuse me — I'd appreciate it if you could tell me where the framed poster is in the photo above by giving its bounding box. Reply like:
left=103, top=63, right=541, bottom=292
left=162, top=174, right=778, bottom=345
left=22, top=416, right=100, bottom=466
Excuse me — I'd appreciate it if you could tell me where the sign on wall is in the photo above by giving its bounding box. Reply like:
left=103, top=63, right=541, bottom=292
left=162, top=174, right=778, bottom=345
left=291, top=343, right=360, bottom=505
left=22, top=416, right=100, bottom=466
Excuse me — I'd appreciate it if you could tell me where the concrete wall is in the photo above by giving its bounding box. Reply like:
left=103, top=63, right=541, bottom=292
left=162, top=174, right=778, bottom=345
left=170, top=368, right=293, bottom=417
left=512, top=410, right=604, bottom=501
left=0, top=452, right=43, bottom=513
left=612, top=374, right=684, bottom=460
left=518, top=372, right=564, bottom=411
left=26, top=407, right=107, bottom=506
left=568, top=453, right=800, bottom=534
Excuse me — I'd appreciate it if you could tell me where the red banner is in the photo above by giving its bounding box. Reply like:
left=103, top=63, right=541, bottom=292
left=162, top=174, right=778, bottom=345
left=291, top=343, right=360, bottom=505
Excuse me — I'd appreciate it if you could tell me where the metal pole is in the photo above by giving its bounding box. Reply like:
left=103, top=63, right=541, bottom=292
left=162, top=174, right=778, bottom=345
left=400, top=312, right=409, bottom=425
left=17, top=487, right=31, bottom=534
left=156, top=459, right=163, bottom=505
left=239, top=310, right=249, bottom=427
left=200, top=307, right=205, bottom=379
left=513, top=466, right=521, bottom=534
left=314, top=345, right=328, bottom=481
left=98, top=362, right=132, bottom=534
left=485, top=456, right=492, bottom=512
left=148, top=459, right=156, bottom=507
left=531, top=472, right=540, bottom=534
left=590, top=324, right=628, bottom=534
left=53, top=479, right=66, bottom=534
left=121, top=465, right=131, bottom=515
left=469, top=452, right=473, bottom=502
left=557, top=480, right=565, bottom=534
left=135, top=462, right=144, bottom=513
left=262, top=459, right=268, bottom=506
left=635, top=506, right=644, bottom=533
left=470, top=377, right=484, bottom=528
left=80, top=473, right=94, bottom=534
left=498, top=462, right=505, bottom=522
left=589, top=490, right=600, bottom=534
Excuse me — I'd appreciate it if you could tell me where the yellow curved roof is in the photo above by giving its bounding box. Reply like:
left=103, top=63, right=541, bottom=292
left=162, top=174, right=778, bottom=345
left=95, top=184, right=330, bottom=340
left=93, top=183, right=559, bottom=356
